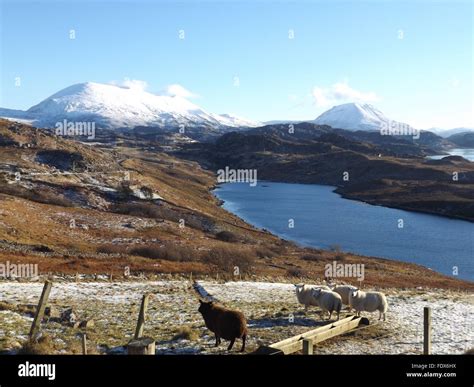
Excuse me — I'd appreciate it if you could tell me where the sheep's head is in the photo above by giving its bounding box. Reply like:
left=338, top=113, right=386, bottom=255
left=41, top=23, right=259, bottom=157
left=294, top=284, right=305, bottom=293
left=198, top=299, right=214, bottom=315
left=351, top=289, right=359, bottom=299
left=311, top=288, right=322, bottom=298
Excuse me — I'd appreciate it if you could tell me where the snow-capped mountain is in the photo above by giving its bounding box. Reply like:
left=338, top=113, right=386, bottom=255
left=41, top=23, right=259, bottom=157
left=314, top=102, right=412, bottom=132
left=0, top=82, right=260, bottom=130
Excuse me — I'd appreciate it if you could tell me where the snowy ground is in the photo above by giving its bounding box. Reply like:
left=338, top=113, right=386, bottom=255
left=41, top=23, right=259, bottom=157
left=0, top=279, right=472, bottom=355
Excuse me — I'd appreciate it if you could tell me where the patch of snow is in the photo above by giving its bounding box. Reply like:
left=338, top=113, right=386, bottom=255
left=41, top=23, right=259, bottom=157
left=0, top=280, right=471, bottom=354
left=210, top=113, right=261, bottom=128
left=132, top=188, right=162, bottom=200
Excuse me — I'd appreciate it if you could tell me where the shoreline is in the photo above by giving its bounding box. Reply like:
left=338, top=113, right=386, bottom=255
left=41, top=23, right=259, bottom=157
left=0, top=117, right=471, bottom=292
left=212, top=181, right=474, bottom=284
left=336, top=188, right=474, bottom=224
left=214, top=180, right=474, bottom=223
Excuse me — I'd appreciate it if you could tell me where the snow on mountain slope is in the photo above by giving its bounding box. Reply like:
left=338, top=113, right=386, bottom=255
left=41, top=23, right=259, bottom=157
left=210, top=113, right=261, bottom=128
left=28, top=82, right=219, bottom=128
left=1, top=82, right=259, bottom=130
left=0, top=108, right=36, bottom=125
left=314, top=102, right=412, bottom=132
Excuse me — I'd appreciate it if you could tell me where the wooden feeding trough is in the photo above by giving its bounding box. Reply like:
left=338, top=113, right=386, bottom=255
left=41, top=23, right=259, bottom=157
left=254, top=315, right=370, bottom=355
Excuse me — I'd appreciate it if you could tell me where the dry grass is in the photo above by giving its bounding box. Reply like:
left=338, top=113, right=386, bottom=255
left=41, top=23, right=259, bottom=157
left=96, top=244, right=128, bottom=255
left=215, top=231, right=239, bottom=243
left=130, top=244, right=199, bottom=262
left=301, top=253, right=320, bottom=261
left=18, top=335, right=56, bottom=355
left=0, top=180, right=74, bottom=207
left=256, top=247, right=277, bottom=258
left=287, top=268, right=306, bottom=278
left=0, top=302, right=36, bottom=316
left=112, top=202, right=162, bottom=219
left=172, top=326, right=200, bottom=341
left=202, top=246, right=256, bottom=274
left=0, top=301, right=16, bottom=312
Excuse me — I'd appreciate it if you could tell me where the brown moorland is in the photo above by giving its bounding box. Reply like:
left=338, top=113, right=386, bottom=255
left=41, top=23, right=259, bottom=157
left=0, top=119, right=472, bottom=291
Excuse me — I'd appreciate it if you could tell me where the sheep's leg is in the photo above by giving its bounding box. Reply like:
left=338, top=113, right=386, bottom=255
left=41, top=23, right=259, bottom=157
left=215, top=334, right=221, bottom=347
left=328, top=311, right=332, bottom=320
left=227, top=338, right=235, bottom=351
left=240, top=334, right=246, bottom=353
left=304, top=304, right=308, bottom=313
left=383, top=312, right=386, bottom=322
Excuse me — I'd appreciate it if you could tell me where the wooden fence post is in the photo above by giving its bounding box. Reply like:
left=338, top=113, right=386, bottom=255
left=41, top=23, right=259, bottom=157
left=134, top=294, right=150, bottom=339
left=423, top=307, right=431, bottom=355
left=29, top=281, right=53, bottom=339
left=302, top=339, right=313, bottom=355
left=82, top=333, right=87, bottom=355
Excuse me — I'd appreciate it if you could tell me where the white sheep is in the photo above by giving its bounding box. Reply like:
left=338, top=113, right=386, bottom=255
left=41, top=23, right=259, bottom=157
left=294, top=284, right=330, bottom=311
left=331, top=285, right=358, bottom=311
left=349, top=289, right=388, bottom=321
left=310, top=288, right=342, bottom=320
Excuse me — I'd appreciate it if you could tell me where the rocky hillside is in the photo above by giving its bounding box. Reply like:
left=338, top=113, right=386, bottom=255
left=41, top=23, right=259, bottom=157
left=177, top=124, right=474, bottom=221
left=0, top=118, right=471, bottom=290
left=447, top=132, right=474, bottom=148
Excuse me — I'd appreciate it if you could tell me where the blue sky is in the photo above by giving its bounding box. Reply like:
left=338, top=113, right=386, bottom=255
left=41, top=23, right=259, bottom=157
left=0, top=0, right=472, bottom=128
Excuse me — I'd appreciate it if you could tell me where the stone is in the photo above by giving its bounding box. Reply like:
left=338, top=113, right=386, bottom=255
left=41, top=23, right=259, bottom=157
left=44, top=305, right=60, bottom=319
left=79, top=319, right=95, bottom=329
left=60, top=308, right=77, bottom=324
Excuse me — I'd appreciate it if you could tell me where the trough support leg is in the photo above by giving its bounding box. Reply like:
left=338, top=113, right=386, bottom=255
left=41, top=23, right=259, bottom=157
left=82, top=333, right=87, bottom=355
left=303, top=339, right=313, bottom=355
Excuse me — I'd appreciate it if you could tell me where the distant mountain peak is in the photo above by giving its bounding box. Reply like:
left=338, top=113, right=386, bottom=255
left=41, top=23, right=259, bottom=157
left=314, top=102, right=411, bottom=132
